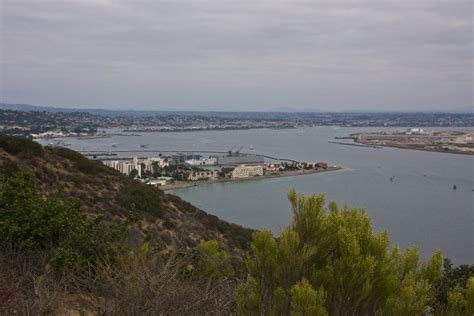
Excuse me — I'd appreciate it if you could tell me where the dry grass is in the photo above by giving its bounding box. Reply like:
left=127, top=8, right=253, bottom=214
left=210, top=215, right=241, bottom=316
left=0, top=249, right=65, bottom=315
left=0, top=247, right=239, bottom=315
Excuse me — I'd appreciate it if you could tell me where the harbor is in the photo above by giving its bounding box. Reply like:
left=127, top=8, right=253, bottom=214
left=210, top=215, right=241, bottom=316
left=36, top=126, right=474, bottom=264
left=79, top=146, right=340, bottom=188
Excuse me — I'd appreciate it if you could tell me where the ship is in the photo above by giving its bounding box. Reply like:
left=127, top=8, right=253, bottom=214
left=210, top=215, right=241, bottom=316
left=215, top=146, right=264, bottom=165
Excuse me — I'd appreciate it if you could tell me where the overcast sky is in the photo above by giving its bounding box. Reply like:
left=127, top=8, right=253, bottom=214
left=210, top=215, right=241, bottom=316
left=0, top=0, right=472, bottom=112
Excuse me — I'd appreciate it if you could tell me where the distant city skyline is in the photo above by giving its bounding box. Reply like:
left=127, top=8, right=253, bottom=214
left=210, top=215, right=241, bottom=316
left=1, top=0, right=472, bottom=112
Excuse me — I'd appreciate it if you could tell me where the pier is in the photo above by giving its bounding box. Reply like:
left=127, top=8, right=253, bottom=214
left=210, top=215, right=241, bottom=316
left=328, top=141, right=382, bottom=149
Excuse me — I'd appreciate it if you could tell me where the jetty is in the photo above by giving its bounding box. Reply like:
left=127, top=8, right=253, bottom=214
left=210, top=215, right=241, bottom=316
left=328, top=141, right=382, bottom=149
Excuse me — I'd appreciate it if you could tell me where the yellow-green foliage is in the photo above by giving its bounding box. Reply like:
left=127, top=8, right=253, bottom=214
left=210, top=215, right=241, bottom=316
left=198, top=240, right=233, bottom=283
left=290, top=279, right=327, bottom=316
left=446, top=277, right=474, bottom=315
left=237, top=189, right=443, bottom=315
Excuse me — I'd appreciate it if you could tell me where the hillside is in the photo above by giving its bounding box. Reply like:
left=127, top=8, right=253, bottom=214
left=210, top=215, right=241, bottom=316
left=1, top=135, right=472, bottom=315
left=0, top=135, right=252, bottom=254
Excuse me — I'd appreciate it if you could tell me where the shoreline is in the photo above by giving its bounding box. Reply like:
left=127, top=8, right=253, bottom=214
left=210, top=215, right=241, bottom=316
left=353, top=140, right=474, bottom=155
left=342, top=131, right=474, bottom=155
left=160, top=166, right=343, bottom=191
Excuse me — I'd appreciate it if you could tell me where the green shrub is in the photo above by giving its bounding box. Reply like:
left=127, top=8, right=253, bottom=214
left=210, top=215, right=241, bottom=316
left=49, top=147, right=107, bottom=175
left=237, top=189, right=444, bottom=315
left=117, top=181, right=162, bottom=216
left=53, top=216, right=126, bottom=271
left=197, top=240, right=234, bottom=283
left=0, top=170, right=125, bottom=271
left=0, top=171, right=83, bottom=250
left=0, top=134, right=43, bottom=158
left=432, top=259, right=474, bottom=314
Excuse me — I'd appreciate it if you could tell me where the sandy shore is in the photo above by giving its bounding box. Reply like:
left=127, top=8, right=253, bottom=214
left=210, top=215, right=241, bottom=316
left=160, top=166, right=343, bottom=191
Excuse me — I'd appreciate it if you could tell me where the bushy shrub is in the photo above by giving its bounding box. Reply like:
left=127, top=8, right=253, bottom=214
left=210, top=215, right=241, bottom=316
left=197, top=240, right=234, bottom=283
left=237, top=189, right=444, bottom=315
left=0, top=170, right=125, bottom=271
left=433, top=259, right=474, bottom=315
left=0, top=134, right=43, bottom=158
left=117, top=181, right=162, bottom=216
left=49, top=147, right=107, bottom=175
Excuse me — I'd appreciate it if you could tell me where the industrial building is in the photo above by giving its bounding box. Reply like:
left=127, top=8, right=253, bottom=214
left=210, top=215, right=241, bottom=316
left=215, top=153, right=264, bottom=165
left=184, top=157, right=217, bottom=166
left=171, top=153, right=202, bottom=164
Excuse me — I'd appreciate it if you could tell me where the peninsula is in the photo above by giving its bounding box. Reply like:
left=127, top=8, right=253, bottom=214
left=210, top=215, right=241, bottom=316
left=95, top=150, right=341, bottom=190
left=349, top=129, right=474, bottom=155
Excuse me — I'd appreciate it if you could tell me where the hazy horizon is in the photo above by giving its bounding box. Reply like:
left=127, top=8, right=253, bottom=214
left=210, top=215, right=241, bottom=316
left=2, top=101, right=474, bottom=114
left=1, top=1, right=472, bottom=112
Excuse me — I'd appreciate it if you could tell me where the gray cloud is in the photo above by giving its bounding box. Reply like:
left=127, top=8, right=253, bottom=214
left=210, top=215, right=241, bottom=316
left=1, top=0, right=472, bottom=111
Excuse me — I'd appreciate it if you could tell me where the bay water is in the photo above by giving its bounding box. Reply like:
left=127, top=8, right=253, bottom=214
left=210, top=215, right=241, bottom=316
left=40, top=127, right=473, bottom=264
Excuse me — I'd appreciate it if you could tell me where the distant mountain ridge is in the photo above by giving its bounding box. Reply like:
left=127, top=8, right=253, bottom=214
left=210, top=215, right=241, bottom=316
left=1, top=102, right=319, bottom=117
left=0, top=103, right=169, bottom=117
left=2, top=102, right=472, bottom=117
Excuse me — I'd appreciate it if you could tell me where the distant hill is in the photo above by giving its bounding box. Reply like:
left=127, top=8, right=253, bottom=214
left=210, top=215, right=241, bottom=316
left=0, top=103, right=168, bottom=117
left=1, top=103, right=472, bottom=125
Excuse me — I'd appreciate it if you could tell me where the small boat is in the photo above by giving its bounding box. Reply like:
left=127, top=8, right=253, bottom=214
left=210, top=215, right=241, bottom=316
left=51, top=140, right=71, bottom=147
left=250, top=146, right=254, bottom=150
left=453, top=185, right=457, bottom=190
left=112, top=143, right=117, bottom=148
left=140, top=144, right=149, bottom=148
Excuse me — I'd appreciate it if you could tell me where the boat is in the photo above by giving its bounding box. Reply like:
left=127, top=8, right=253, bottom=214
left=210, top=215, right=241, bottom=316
left=51, top=140, right=71, bottom=147
left=140, top=144, right=149, bottom=148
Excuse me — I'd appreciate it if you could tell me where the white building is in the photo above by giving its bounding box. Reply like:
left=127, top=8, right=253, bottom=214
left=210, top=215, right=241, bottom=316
left=231, top=165, right=264, bottom=178
left=186, top=170, right=218, bottom=181
left=147, top=177, right=173, bottom=187
left=184, top=157, right=217, bottom=166
left=406, top=128, right=424, bottom=135
left=103, top=156, right=142, bottom=177
left=145, top=157, right=170, bottom=169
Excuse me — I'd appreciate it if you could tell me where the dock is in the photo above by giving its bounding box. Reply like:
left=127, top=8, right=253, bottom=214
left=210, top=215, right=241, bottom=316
left=328, top=141, right=382, bottom=149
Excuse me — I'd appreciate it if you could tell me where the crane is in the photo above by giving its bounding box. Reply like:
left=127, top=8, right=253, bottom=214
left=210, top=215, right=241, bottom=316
left=235, top=145, right=244, bottom=155
left=228, top=145, right=236, bottom=156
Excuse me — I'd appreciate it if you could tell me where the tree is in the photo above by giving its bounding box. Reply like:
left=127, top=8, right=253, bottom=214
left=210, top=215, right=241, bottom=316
left=432, top=259, right=474, bottom=314
left=237, top=189, right=443, bottom=315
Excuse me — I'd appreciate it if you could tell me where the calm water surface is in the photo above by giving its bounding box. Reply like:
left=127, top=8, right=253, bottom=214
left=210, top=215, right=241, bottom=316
left=42, top=127, right=474, bottom=264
